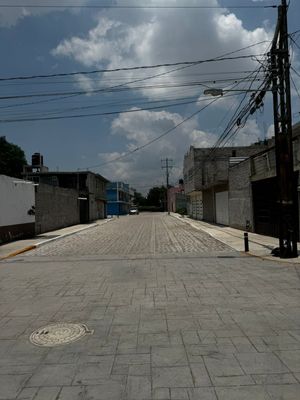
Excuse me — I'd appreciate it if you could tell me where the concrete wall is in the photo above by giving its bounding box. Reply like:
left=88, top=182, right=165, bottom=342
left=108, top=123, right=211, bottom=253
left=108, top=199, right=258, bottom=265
left=228, top=159, right=254, bottom=231
left=0, top=175, right=35, bottom=243
left=35, top=183, right=80, bottom=234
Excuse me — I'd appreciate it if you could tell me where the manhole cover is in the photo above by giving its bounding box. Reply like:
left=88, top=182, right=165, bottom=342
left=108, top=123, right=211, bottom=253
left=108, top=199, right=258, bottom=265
left=30, top=323, right=93, bottom=347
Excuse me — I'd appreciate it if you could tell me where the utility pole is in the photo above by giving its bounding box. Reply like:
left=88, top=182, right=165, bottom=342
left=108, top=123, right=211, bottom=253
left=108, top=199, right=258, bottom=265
left=270, top=0, right=298, bottom=258
left=161, top=158, right=173, bottom=215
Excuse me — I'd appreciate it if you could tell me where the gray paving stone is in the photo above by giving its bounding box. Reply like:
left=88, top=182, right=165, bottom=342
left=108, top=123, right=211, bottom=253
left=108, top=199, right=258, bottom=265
left=251, top=373, right=298, bottom=385
left=152, top=387, right=170, bottom=400
left=266, top=384, right=300, bottom=399
left=276, top=350, right=300, bottom=372
left=1, top=214, right=300, bottom=398
left=153, top=366, right=194, bottom=388
left=26, top=364, right=77, bottom=387
left=58, top=383, right=125, bottom=400
left=190, top=362, right=212, bottom=386
left=0, top=374, right=31, bottom=400
left=16, top=387, right=38, bottom=400
left=203, top=353, right=244, bottom=377
left=152, top=346, right=188, bottom=367
left=235, top=352, right=290, bottom=374
left=188, top=388, right=217, bottom=400
left=125, top=376, right=151, bottom=399
left=215, top=385, right=271, bottom=400
left=32, top=387, right=61, bottom=400
left=72, top=359, right=114, bottom=385
left=170, top=388, right=189, bottom=399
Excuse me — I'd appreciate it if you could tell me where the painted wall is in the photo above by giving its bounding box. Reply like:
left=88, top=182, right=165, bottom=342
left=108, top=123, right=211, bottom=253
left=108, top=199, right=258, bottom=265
left=0, top=175, right=35, bottom=243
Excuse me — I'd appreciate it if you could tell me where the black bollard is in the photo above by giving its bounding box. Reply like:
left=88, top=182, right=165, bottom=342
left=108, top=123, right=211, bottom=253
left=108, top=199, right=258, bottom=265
left=244, top=232, right=249, bottom=252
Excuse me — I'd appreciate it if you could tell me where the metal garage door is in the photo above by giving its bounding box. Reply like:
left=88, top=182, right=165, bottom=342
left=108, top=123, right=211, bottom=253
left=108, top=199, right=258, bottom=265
left=215, top=191, right=229, bottom=225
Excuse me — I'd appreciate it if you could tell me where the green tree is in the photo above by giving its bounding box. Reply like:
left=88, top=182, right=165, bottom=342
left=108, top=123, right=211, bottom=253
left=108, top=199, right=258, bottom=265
left=0, top=136, right=27, bottom=178
left=147, top=186, right=167, bottom=208
left=133, top=191, right=147, bottom=206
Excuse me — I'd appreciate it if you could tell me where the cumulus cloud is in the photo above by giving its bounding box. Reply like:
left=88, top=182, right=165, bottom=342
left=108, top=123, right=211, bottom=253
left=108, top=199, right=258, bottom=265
left=97, top=109, right=218, bottom=191
left=52, top=0, right=271, bottom=101
left=50, top=0, right=273, bottom=187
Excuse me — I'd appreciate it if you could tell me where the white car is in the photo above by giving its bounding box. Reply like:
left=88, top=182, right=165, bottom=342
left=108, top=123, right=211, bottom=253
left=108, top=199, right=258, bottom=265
left=129, top=207, right=139, bottom=215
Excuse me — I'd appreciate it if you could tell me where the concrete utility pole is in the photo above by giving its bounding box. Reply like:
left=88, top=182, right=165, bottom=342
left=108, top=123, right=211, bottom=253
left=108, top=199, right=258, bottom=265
left=270, top=0, right=298, bottom=258
left=161, top=158, right=173, bottom=215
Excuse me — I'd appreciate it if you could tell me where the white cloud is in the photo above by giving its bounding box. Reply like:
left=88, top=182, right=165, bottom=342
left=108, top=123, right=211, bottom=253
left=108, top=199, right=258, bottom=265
left=52, top=0, right=272, bottom=101
left=50, top=0, right=272, bottom=187
left=97, top=109, right=219, bottom=191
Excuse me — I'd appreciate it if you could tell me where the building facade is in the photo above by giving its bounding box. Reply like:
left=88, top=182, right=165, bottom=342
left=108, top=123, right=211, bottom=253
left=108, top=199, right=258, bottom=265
left=228, top=123, right=300, bottom=238
left=183, top=143, right=270, bottom=224
left=106, top=182, right=131, bottom=216
left=24, top=170, right=108, bottom=223
left=168, top=182, right=186, bottom=213
left=0, top=175, right=35, bottom=244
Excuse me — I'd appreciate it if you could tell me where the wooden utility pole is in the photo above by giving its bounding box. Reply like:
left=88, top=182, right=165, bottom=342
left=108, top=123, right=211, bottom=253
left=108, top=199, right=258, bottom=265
left=270, top=0, right=298, bottom=257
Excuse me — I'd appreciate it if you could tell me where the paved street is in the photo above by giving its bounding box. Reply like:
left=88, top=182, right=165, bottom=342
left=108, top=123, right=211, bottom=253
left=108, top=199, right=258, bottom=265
left=0, top=213, right=300, bottom=399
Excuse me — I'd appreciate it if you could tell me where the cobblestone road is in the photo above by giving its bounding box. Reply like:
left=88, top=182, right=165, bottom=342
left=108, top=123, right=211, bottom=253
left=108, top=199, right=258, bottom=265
left=29, top=213, right=229, bottom=257
left=1, top=214, right=300, bottom=399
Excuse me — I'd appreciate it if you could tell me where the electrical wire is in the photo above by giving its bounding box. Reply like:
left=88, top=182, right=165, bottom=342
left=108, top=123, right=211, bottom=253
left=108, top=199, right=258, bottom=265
left=79, top=96, right=223, bottom=170
left=0, top=92, right=243, bottom=124
left=0, top=4, right=278, bottom=10
left=0, top=41, right=271, bottom=82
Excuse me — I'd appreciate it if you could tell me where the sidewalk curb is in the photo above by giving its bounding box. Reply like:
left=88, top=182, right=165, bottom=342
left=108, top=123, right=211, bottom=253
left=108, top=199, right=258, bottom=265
left=171, top=214, right=300, bottom=265
left=0, top=245, right=37, bottom=260
left=0, top=219, right=113, bottom=261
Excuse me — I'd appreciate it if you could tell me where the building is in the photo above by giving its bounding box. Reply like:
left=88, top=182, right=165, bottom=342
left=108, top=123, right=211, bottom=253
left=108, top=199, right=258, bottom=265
left=0, top=174, right=35, bottom=244
left=24, top=154, right=109, bottom=225
left=183, top=142, right=270, bottom=223
left=25, top=171, right=108, bottom=223
left=106, top=182, right=131, bottom=216
left=168, top=181, right=186, bottom=213
left=228, top=123, right=300, bottom=238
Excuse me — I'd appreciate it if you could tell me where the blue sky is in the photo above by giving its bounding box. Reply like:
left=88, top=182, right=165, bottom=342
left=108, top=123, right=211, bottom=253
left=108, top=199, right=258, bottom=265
left=0, top=0, right=299, bottom=193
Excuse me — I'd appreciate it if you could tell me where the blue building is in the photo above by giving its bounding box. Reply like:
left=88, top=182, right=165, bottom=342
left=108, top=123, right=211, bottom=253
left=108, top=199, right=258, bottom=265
left=106, top=182, right=131, bottom=216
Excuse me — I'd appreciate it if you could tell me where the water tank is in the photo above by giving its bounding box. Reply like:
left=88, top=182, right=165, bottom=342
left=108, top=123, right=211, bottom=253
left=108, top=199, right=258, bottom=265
left=32, top=153, right=43, bottom=167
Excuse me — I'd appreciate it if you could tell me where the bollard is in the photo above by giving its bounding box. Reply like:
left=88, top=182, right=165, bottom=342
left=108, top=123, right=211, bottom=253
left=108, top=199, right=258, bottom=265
left=244, top=232, right=249, bottom=252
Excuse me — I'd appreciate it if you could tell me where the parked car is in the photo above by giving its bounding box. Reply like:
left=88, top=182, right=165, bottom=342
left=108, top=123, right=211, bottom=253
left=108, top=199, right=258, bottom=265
left=129, top=207, right=139, bottom=215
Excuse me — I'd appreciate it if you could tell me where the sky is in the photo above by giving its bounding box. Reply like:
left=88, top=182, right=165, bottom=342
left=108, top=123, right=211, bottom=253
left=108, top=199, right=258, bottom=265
left=0, top=0, right=299, bottom=194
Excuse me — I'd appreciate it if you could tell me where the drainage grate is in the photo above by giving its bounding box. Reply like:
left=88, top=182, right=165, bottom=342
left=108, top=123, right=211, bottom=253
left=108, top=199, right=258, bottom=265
left=30, top=323, right=93, bottom=347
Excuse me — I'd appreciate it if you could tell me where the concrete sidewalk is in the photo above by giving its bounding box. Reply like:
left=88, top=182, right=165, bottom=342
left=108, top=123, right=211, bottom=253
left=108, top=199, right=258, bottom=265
left=172, top=213, right=300, bottom=264
left=0, top=218, right=113, bottom=260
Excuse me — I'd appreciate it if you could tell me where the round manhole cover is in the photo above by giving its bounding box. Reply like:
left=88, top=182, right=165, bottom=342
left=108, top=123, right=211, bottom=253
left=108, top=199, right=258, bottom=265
left=30, top=323, right=93, bottom=347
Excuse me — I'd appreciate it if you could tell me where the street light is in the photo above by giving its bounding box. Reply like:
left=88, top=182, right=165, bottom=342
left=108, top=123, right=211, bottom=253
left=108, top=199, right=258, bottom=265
left=204, top=88, right=270, bottom=96
left=203, top=88, right=224, bottom=96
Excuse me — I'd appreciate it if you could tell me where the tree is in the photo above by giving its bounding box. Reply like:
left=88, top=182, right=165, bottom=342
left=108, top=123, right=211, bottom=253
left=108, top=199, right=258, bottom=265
left=133, top=191, right=147, bottom=206
left=0, top=136, right=27, bottom=178
left=147, top=186, right=167, bottom=208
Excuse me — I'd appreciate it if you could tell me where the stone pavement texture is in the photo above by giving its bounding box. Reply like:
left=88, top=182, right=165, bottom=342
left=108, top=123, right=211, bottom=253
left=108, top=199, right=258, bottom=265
left=0, top=213, right=299, bottom=399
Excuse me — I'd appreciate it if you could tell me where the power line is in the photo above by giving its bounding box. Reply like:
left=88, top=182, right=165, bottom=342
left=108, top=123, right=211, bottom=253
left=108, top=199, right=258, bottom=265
left=0, top=92, right=242, bottom=124
left=1, top=77, right=264, bottom=118
left=0, top=4, right=278, bottom=10
left=291, top=66, right=300, bottom=79
left=80, top=96, right=222, bottom=170
left=0, top=47, right=270, bottom=82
